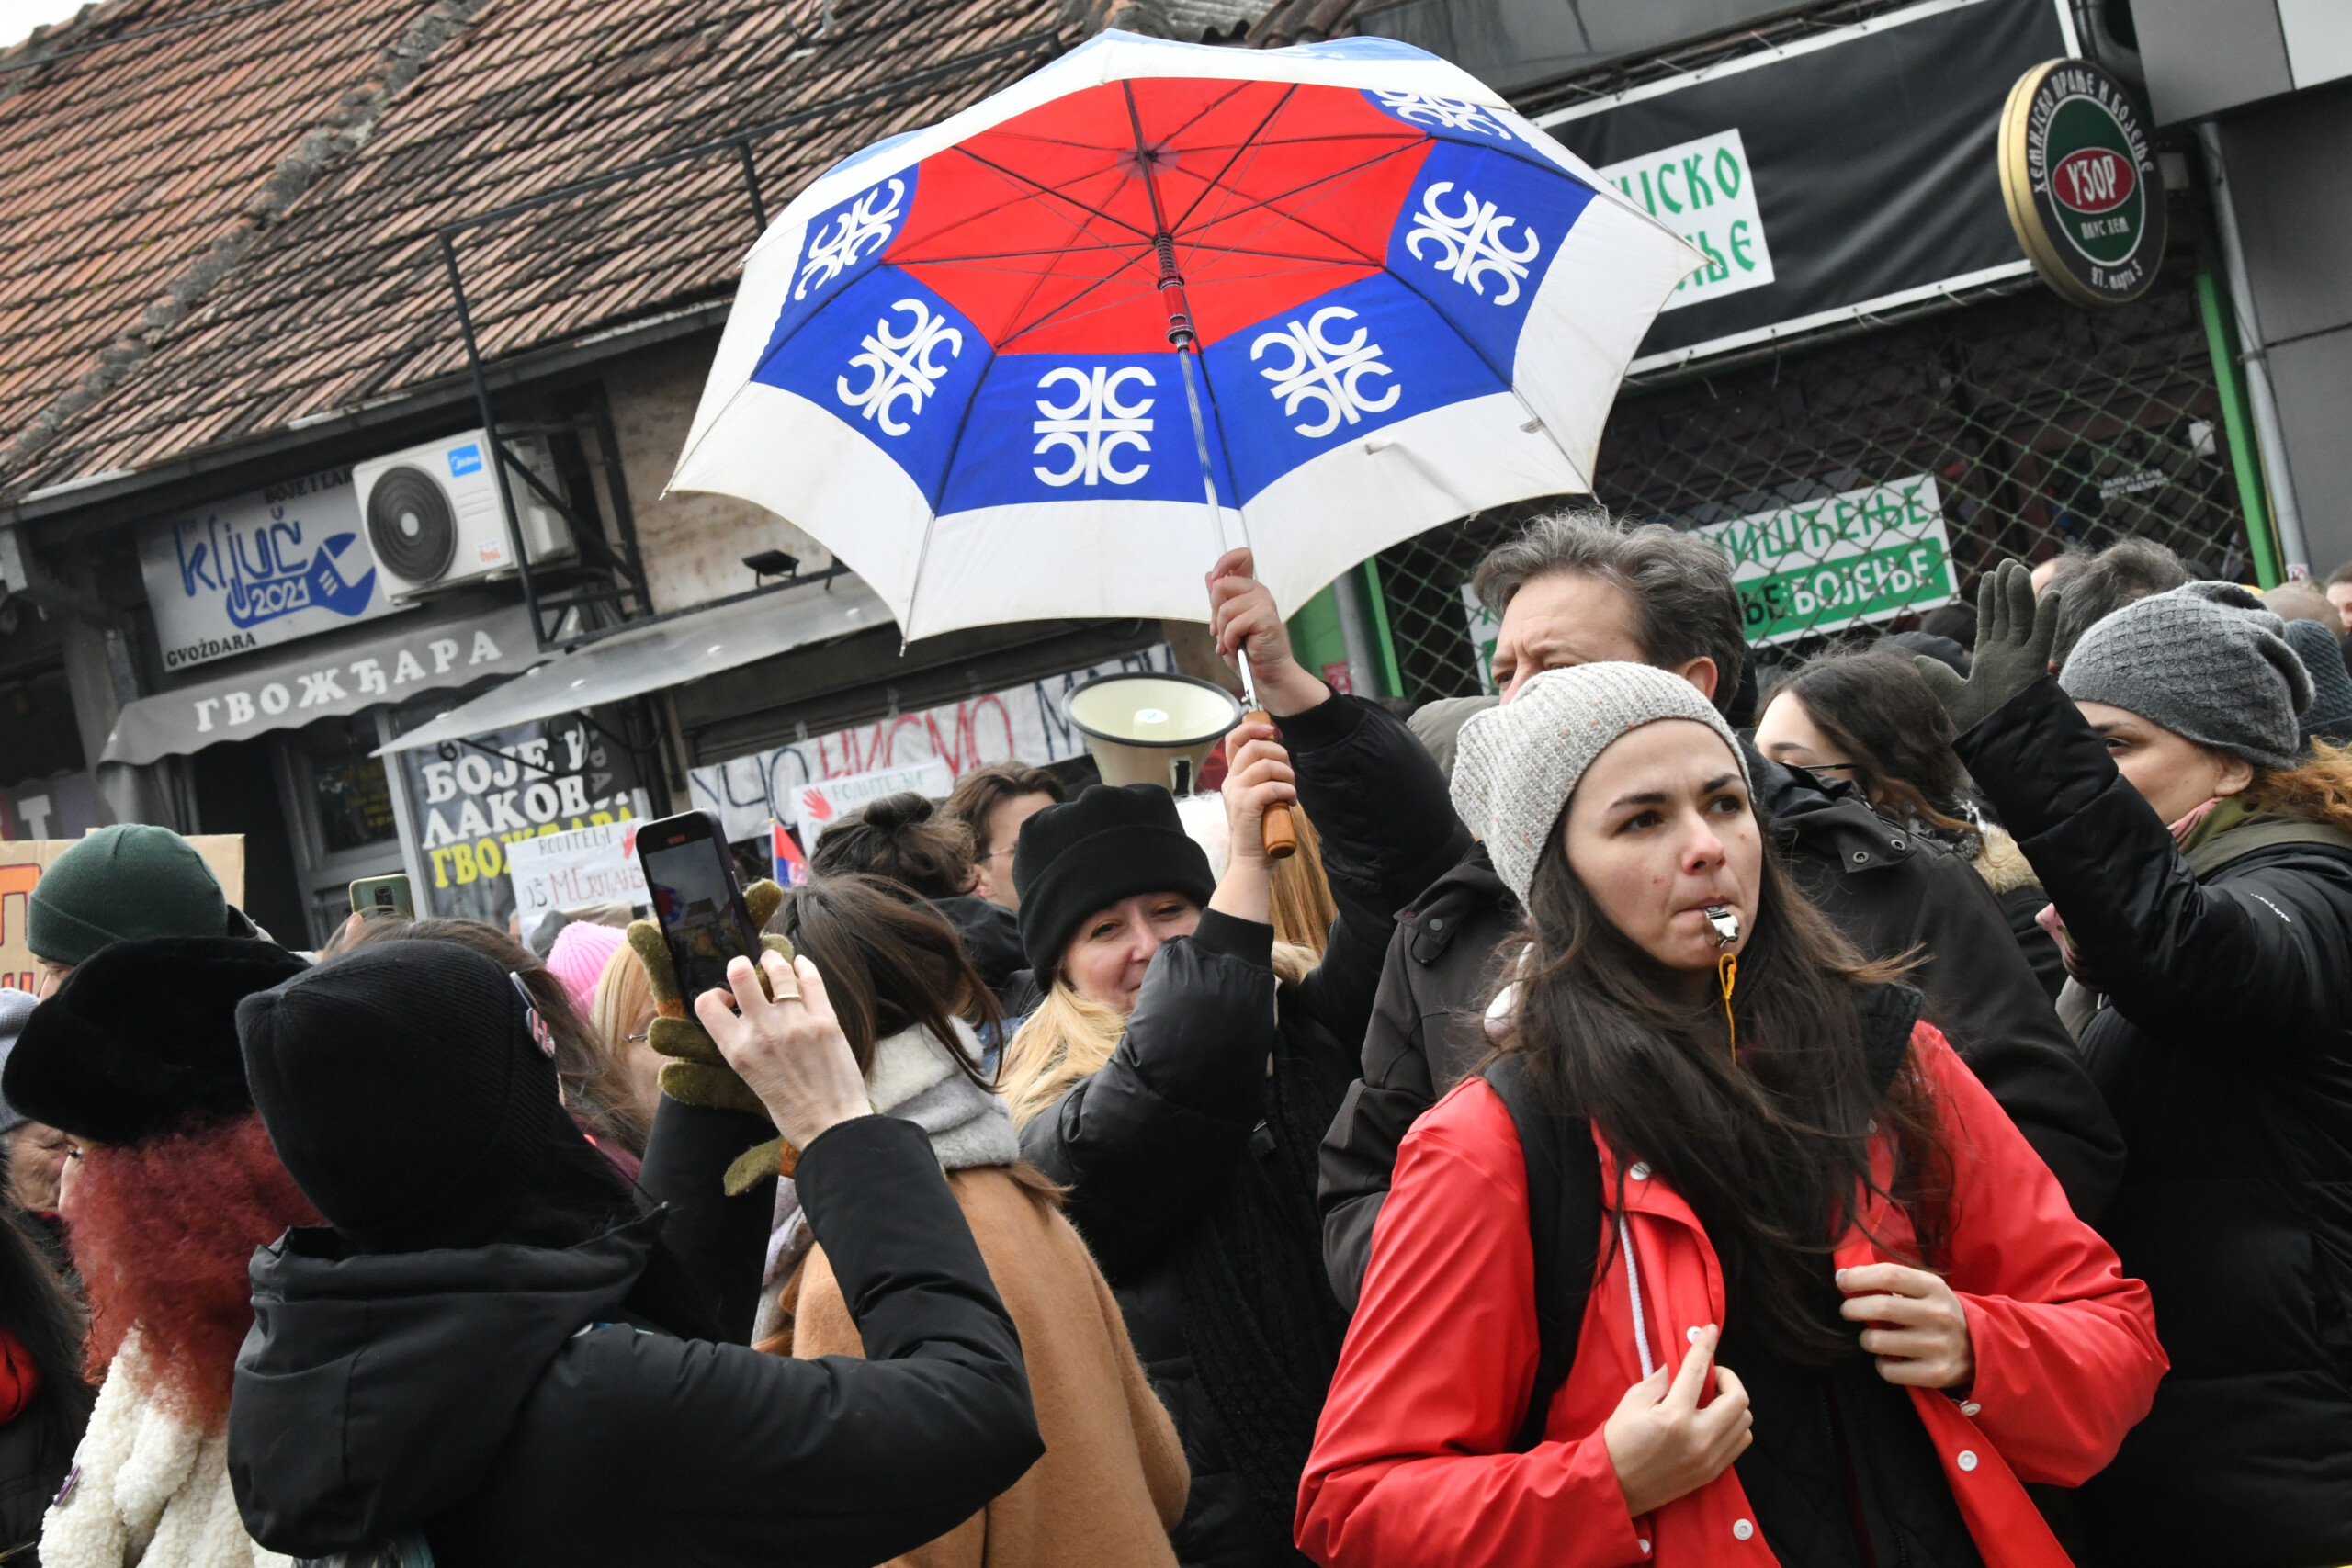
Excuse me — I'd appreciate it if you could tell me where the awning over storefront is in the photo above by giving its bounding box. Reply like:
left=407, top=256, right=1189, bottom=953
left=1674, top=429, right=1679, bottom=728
left=376, top=575, right=891, bottom=755
left=101, top=604, right=541, bottom=766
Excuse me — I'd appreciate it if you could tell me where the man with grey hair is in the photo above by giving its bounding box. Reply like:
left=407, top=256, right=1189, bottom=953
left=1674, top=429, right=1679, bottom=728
left=1312, top=506, right=2125, bottom=1309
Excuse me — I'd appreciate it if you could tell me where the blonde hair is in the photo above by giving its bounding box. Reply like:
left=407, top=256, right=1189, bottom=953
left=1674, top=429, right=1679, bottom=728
left=2246, top=739, right=2352, bottom=833
left=1173, top=792, right=1338, bottom=954
left=1000, top=939, right=1319, bottom=1128
left=589, top=942, right=656, bottom=1074
left=1272, top=808, right=1339, bottom=955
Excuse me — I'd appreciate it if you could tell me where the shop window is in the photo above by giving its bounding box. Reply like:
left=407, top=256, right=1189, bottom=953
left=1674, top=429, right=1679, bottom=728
left=305, top=719, right=398, bottom=854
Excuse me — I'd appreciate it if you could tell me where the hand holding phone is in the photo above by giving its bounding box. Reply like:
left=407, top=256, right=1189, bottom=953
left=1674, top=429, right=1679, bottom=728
left=637, top=811, right=763, bottom=1006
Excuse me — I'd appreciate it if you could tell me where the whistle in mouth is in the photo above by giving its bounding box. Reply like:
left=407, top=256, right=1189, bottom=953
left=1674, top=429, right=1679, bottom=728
left=1703, top=905, right=1740, bottom=948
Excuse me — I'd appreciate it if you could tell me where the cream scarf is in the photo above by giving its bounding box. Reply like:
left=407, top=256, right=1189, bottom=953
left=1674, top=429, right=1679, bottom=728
left=752, top=1019, right=1022, bottom=1342
left=40, top=1336, right=292, bottom=1568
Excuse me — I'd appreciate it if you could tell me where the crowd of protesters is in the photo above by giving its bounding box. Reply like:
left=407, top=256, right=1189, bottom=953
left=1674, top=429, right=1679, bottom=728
left=0, top=521, right=2346, bottom=1568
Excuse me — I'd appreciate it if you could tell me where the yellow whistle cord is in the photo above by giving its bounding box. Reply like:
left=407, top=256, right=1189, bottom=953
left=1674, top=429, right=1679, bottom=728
left=1718, top=953, right=1738, bottom=1062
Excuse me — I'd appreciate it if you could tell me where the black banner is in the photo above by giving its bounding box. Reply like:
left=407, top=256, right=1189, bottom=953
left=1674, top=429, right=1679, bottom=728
left=1543, top=0, right=2070, bottom=363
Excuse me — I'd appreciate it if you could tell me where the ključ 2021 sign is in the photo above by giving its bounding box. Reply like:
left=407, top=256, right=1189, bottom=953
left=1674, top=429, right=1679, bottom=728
left=136, top=468, right=397, bottom=671
left=1696, top=476, right=1958, bottom=646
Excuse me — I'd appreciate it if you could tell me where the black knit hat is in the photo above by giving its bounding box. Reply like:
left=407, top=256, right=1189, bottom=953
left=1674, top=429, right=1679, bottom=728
left=2, top=937, right=307, bottom=1145
left=237, top=939, right=625, bottom=1255
left=1012, top=784, right=1216, bottom=973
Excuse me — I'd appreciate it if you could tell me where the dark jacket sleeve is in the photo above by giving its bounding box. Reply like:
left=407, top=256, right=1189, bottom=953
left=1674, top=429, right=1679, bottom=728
left=1317, top=918, right=1441, bottom=1312
left=1958, top=676, right=2352, bottom=1058
left=1282, top=692, right=1474, bottom=1055
left=636, top=1096, right=778, bottom=1344
left=582, top=1114, right=1042, bottom=1568
left=1018, top=910, right=1278, bottom=1283
left=1761, top=747, right=2128, bottom=1224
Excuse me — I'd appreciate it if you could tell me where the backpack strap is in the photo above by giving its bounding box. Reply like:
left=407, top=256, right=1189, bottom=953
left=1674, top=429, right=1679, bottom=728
left=2183, top=817, right=2352, bottom=879
left=1478, top=983, right=1917, bottom=1453
left=1478, top=1052, right=1601, bottom=1452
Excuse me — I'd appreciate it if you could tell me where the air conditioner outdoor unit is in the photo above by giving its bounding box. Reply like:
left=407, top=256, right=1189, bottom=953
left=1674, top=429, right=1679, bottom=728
left=353, top=431, right=573, bottom=601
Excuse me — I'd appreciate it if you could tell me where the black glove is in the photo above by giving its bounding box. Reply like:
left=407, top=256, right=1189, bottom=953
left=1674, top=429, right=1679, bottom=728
left=1914, top=558, right=2062, bottom=733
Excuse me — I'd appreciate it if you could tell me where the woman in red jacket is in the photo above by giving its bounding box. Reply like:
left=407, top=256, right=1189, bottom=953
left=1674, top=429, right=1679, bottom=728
left=1296, top=662, right=2165, bottom=1568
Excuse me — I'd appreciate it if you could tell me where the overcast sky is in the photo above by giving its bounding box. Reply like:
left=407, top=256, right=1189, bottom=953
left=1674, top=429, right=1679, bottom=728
left=1, top=0, right=90, bottom=51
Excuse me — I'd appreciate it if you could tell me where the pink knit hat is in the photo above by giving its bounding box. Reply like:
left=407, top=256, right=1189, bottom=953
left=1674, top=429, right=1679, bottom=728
left=546, top=920, right=627, bottom=1021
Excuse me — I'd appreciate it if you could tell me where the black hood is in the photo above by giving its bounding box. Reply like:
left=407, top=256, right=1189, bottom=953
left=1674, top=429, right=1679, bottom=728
left=1745, top=739, right=1925, bottom=876
left=229, top=1212, right=660, bottom=1557
left=935, top=896, right=1028, bottom=989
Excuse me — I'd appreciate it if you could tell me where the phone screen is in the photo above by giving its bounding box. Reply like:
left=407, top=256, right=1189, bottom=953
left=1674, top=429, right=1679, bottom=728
left=640, top=827, right=759, bottom=1003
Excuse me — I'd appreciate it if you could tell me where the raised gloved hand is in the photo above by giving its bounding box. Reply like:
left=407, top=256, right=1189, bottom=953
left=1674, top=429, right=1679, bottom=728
left=628, top=879, right=806, bottom=1189
left=1913, top=558, right=2062, bottom=734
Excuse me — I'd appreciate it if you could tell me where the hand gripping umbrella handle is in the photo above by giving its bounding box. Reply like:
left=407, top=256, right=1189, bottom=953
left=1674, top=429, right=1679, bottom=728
left=1245, top=706, right=1298, bottom=863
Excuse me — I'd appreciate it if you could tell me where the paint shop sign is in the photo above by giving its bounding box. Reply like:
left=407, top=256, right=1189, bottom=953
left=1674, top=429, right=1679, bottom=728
left=1697, top=475, right=1957, bottom=646
left=398, top=714, right=653, bottom=925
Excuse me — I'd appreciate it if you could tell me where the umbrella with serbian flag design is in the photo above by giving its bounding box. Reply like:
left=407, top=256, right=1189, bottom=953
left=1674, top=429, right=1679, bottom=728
left=669, top=29, right=1701, bottom=643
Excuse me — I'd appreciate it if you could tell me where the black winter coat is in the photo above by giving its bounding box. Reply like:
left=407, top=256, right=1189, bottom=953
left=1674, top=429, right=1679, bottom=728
left=1317, top=740, right=2125, bottom=1309
left=227, top=1114, right=1042, bottom=1568
left=1021, top=692, right=1464, bottom=1568
left=1959, top=677, right=2352, bottom=1568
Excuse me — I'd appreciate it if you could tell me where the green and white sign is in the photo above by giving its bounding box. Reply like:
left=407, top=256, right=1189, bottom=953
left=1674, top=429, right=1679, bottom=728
left=1999, top=59, right=2163, bottom=308
left=1597, top=129, right=1774, bottom=313
left=1460, top=582, right=1501, bottom=695
left=1696, top=476, right=1958, bottom=647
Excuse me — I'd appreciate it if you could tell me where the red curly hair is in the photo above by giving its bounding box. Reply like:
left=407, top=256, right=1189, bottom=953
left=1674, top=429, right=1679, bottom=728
left=69, top=1113, right=319, bottom=1430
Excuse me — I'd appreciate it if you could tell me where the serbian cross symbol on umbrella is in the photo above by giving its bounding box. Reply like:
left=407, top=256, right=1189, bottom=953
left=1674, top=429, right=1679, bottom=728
left=671, top=31, right=1700, bottom=643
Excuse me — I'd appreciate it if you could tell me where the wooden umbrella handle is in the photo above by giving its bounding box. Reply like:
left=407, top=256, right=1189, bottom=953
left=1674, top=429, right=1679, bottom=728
left=1247, top=708, right=1299, bottom=862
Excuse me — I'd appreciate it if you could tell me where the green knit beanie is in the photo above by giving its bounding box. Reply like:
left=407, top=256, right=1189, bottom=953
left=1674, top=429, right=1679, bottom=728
left=28, top=825, right=227, bottom=966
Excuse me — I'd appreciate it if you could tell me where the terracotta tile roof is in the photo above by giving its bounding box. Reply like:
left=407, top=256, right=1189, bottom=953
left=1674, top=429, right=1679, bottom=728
left=0, top=0, right=434, bottom=484
left=6, top=0, right=1062, bottom=495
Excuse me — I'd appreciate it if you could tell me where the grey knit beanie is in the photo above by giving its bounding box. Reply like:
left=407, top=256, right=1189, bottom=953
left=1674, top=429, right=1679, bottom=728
left=1452, top=662, right=1751, bottom=905
left=2059, top=581, right=2312, bottom=770
left=2283, top=617, right=2352, bottom=748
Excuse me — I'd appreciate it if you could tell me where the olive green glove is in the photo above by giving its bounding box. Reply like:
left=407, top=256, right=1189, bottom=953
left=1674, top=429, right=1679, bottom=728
left=1913, top=558, right=2064, bottom=734
left=627, top=878, right=792, bottom=1121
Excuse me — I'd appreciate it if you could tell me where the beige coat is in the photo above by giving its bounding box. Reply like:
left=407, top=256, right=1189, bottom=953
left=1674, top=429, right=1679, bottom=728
left=794, top=1165, right=1188, bottom=1568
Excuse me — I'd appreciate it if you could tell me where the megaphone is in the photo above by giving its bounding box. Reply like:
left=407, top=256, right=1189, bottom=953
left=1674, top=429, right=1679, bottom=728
left=1066, top=672, right=1244, bottom=798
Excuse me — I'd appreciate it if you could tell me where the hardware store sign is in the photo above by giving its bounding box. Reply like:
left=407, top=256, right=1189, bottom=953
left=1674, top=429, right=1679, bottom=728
left=1697, top=476, right=1957, bottom=646
left=137, top=468, right=396, bottom=671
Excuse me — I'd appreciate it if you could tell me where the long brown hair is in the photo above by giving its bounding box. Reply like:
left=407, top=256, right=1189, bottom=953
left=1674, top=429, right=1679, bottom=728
left=1504, top=832, right=1945, bottom=1366
left=1767, top=650, right=1973, bottom=836
left=769, top=874, right=1001, bottom=1087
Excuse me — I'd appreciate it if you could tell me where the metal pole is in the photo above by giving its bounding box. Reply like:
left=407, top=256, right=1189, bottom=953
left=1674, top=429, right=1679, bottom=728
left=439, top=231, right=548, bottom=645
left=2195, top=270, right=2281, bottom=586
left=1175, top=347, right=1260, bottom=712
left=736, top=141, right=769, bottom=235
left=2199, top=122, right=2310, bottom=576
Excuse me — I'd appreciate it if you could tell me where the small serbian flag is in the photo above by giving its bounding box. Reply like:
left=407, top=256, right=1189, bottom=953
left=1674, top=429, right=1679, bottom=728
left=772, top=821, right=810, bottom=886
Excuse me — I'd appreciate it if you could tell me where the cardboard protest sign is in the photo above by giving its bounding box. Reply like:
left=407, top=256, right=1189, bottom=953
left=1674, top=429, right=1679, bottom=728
left=0, top=836, right=246, bottom=992
left=505, top=822, right=648, bottom=927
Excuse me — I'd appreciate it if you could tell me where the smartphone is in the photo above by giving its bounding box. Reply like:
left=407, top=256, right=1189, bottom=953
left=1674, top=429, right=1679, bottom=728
left=636, top=810, right=763, bottom=1003
left=348, top=873, right=414, bottom=919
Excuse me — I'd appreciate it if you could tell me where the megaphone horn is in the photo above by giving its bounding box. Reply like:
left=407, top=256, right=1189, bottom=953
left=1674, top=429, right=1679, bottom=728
left=1065, top=672, right=1245, bottom=802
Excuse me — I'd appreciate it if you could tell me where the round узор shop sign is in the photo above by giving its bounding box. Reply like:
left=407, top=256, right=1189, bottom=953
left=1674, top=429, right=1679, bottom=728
left=1999, top=59, right=2165, bottom=308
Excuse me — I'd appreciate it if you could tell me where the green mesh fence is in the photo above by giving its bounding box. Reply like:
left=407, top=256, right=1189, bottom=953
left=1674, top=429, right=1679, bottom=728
left=1372, top=258, right=2255, bottom=703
